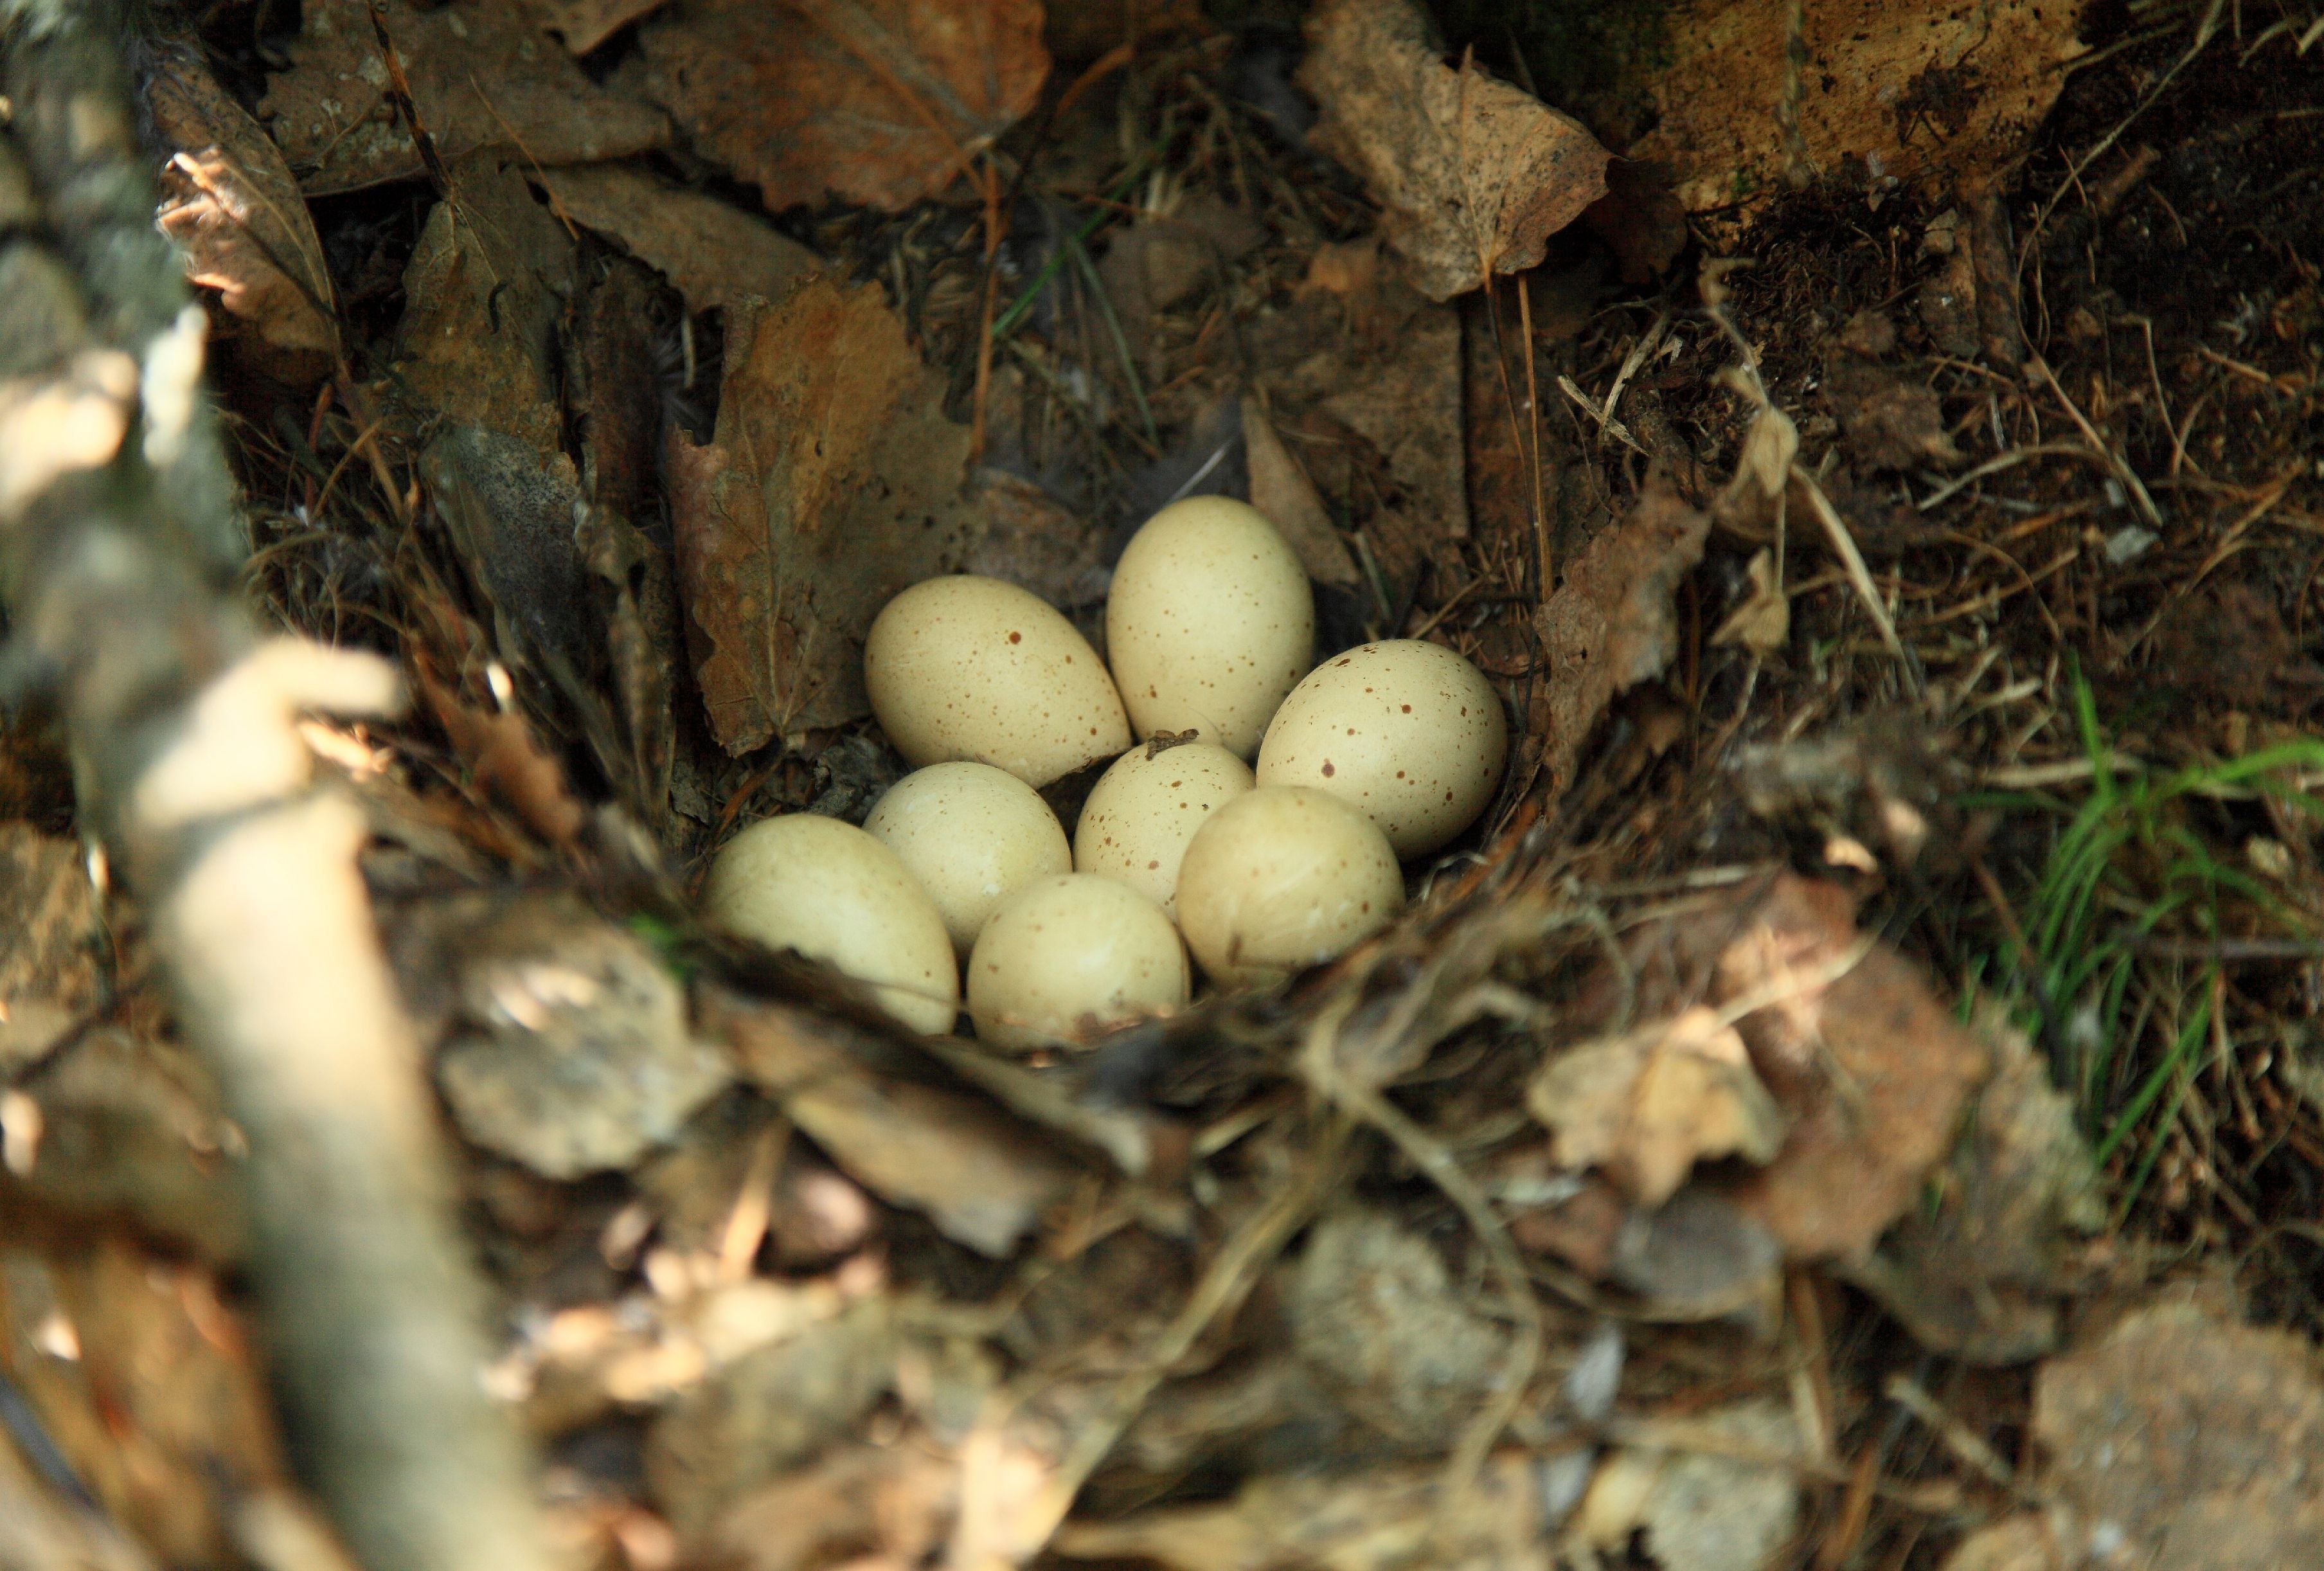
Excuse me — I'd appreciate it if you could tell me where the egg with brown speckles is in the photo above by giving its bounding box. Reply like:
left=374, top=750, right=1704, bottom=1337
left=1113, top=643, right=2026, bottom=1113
left=1175, top=786, right=1403, bottom=989
left=864, top=762, right=1071, bottom=956
left=1105, top=497, right=1315, bottom=759
left=967, top=874, right=1190, bottom=1052
left=864, top=575, right=1131, bottom=787
left=702, top=814, right=958, bottom=1035
left=1073, top=741, right=1255, bottom=918
left=1255, top=639, right=1507, bottom=857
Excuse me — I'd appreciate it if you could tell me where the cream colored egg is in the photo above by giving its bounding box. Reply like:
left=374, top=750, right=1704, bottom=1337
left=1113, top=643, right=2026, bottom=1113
left=864, top=762, right=1071, bottom=956
left=1256, top=639, right=1508, bottom=857
left=967, top=874, right=1190, bottom=1052
left=1074, top=742, right=1255, bottom=918
left=864, top=575, right=1131, bottom=787
left=702, top=814, right=958, bottom=1035
left=1105, top=496, right=1316, bottom=759
left=1175, top=787, right=1403, bottom=989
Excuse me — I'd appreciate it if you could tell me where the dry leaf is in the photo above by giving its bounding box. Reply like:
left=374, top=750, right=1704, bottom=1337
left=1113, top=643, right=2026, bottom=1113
left=1711, top=548, right=1789, bottom=654
left=1, top=1244, right=285, bottom=1568
left=0, top=825, right=98, bottom=1073
left=1839, top=1018, right=2101, bottom=1365
left=1824, top=357, right=1962, bottom=471
left=395, top=161, right=575, bottom=454
left=537, top=0, right=671, bottom=54
left=1627, top=0, right=2086, bottom=215
left=638, top=0, right=1048, bottom=213
left=1529, top=1005, right=1787, bottom=1208
left=1251, top=250, right=1467, bottom=613
left=1571, top=1403, right=1802, bottom=1571
left=1240, top=395, right=1357, bottom=586
left=256, top=0, right=670, bottom=195
left=1713, top=876, right=1992, bottom=1259
left=1288, top=1210, right=1508, bottom=1444
left=5, top=1026, right=246, bottom=1264
left=1532, top=485, right=1710, bottom=797
left=533, top=163, right=825, bottom=314
left=2034, top=1293, right=2324, bottom=1569
left=701, top=1442, right=958, bottom=1571
left=147, top=50, right=339, bottom=384
left=1296, top=0, right=1611, bottom=300
left=429, top=894, right=731, bottom=1180
left=956, top=469, right=1111, bottom=610
left=705, top=989, right=1077, bottom=1257
left=647, top=1300, right=896, bottom=1536
left=1053, top=1451, right=1556, bottom=1570
left=413, top=656, right=589, bottom=847
left=1937, top=1517, right=2057, bottom=1571
left=669, top=277, right=982, bottom=751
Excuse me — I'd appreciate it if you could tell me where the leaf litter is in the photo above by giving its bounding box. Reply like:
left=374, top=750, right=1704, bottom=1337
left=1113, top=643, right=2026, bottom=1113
left=17, top=2, right=2324, bottom=1569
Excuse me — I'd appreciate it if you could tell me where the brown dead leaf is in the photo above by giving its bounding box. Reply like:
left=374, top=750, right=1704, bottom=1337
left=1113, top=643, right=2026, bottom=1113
left=1569, top=1402, right=1801, bottom=1571
left=1251, top=250, right=1468, bottom=614
left=430, top=893, right=731, bottom=1179
left=395, top=161, right=574, bottom=454
left=1713, top=876, right=1992, bottom=1259
left=1711, top=548, right=1789, bottom=654
left=1, top=1244, right=285, bottom=1569
left=0, top=825, right=98, bottom=1074
left=412, top=655, right=589, bottom=847
left=1937, top=1517, right=2056, bottom=1571
left=1288, top=1210, right=1508, bottom=1445
left=1532, top=485, right=1710, bottom=797
left=705, top=988, right=1077, bottom=1257
left=638, top=0, right=1048, bottom=213
left=533, top=163, right=825, bottom=314
left=1580, top=161, right=1689, bottom=285
left=648, top=1299, right=897, bottom=1536
left=956, top=469, right=1112, bottom=610
left=1530, top=1005, right=1787, bottom=1208
left=5, top=1027, right=247, bottom=1264
left=1296, top=0, right=1611, bottom=300
left=147, top=50, right=339, bottom=385
left=1824, top=356, right=1962, bottom=471
left=1053, top=1451, right=1556, bottom=1570
left=2034, top=1293, right=2324, bottom=1569
left=670, top=276, right=982, bottom=751
left=1240, top=395, right=1357, bottom=586
left=537, top=0, right=670, bottom=55
left=1627, top=0, right=2086, bottom=215
left=700, top=1441, right=958, bottom=1571
left=1839, top=1018, right=2100, bottom=1364
left=256, top=0, right=669, bottom=195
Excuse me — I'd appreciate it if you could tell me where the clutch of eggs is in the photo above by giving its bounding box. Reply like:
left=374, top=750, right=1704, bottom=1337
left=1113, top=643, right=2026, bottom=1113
left=701, top=497, right=1510, bottom=1050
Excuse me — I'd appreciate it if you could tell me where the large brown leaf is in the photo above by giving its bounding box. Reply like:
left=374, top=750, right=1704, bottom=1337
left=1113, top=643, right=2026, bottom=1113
left=534, top=163, right=825, bottom=313
left=638, top=0, right=1048, bottom=213
left=148, top=49, right=339, bottom=385
left=668, top=278, right=979, bottom=751
left=257, top=0, right=669, bottom=195
left=1296, top=0, right=1610, bottom=300
left=1531, top=485, right=1710, bottom=798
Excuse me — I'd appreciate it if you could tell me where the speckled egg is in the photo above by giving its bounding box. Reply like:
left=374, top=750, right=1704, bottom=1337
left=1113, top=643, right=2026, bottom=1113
left=1105, top=496, right=1315, bottom=759
left=1255, top=639, right=1508, bottom=857
left=1073, top=741, right=1255, bottom=918
left=1174, top=787, right=1404, bottom=989
left=702, top=814, right=958, bottom=1034
left=967, top=874, right=1190, bottom=1052
left=864, top=575, right=1131, bottom=787
left=864, top=762, right=1072, bottom=956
